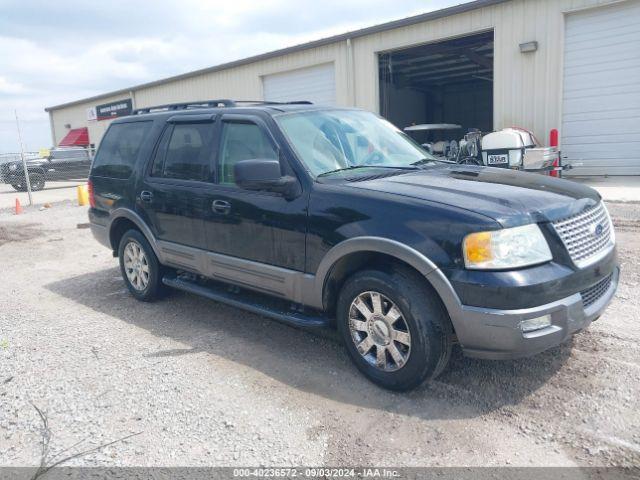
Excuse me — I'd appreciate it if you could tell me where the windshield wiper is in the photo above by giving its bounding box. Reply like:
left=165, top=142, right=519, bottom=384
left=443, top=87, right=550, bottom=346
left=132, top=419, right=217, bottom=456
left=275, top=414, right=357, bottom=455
left=317, top=165, right=369, bottom=177
left=317, top=165, right=417, bottom=177
left=411, top=157, right=454, bottom=166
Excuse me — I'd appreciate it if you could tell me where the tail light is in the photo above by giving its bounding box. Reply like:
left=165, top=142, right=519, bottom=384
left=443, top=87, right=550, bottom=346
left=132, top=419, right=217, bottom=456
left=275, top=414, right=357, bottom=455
left=87, top=180, right=96, bottom=208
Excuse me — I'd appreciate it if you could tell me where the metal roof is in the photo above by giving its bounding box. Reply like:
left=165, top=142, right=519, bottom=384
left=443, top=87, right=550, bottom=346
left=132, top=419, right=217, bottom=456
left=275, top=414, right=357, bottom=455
left=45, top=0, right=509, bottom=112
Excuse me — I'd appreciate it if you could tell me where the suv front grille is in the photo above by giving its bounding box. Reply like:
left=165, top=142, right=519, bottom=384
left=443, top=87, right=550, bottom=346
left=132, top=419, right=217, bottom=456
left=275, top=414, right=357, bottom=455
left=552, top=202, right=613, bottom=268
left=580, top=274, right=613, bottom=309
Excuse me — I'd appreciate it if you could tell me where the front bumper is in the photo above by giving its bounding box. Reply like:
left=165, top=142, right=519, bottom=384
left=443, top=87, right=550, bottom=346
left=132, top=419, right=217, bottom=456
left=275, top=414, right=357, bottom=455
left=1, top=172, right=24, bottom=184
left=455, top=266, right=619, bottom=360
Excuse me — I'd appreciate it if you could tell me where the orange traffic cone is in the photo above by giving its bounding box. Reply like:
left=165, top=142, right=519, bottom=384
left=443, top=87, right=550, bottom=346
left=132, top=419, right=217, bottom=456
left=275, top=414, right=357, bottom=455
left=15, top=198, right=23, bottom=215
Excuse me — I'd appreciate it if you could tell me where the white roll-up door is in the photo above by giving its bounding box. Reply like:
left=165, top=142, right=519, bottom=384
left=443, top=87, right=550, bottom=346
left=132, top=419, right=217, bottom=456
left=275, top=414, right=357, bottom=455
left=263, top=63, right=336, bottom=106
left=562, top=1, right=640, bottom=176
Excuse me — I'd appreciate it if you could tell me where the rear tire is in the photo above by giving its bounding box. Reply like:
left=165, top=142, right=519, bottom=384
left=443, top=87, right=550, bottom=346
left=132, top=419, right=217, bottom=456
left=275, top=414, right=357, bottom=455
left=118, top=229, right=168, bottom=302
left=337, top=266, right=452, bottom=391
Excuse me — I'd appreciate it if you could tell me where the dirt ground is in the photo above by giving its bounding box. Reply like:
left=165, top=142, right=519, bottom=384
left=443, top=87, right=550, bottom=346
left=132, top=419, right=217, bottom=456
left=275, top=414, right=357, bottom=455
left=0, top=201, right=639, bottom=468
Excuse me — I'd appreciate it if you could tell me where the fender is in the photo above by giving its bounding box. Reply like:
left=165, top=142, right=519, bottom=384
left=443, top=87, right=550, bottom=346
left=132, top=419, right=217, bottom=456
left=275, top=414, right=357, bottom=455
left=108, top=208, right=163, bottom=260
left=303, top=237, right=465, bottom=323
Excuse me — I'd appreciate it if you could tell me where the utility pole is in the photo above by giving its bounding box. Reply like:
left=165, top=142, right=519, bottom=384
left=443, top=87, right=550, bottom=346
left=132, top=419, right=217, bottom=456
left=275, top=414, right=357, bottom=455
left=15, top=110, right=33, bottom=206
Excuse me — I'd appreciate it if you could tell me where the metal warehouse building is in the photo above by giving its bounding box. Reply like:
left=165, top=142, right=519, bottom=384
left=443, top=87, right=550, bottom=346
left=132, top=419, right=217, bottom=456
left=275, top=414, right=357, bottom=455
left=45, top=0, right=640, bottom=176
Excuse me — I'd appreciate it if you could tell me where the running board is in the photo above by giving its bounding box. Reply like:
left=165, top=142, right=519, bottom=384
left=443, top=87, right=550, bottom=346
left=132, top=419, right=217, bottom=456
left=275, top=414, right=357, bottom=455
left=162, top=275, right=331, bottom=329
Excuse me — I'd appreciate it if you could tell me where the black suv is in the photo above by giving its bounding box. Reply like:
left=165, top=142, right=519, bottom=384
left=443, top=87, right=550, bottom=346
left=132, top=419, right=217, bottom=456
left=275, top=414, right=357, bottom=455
left=88, top=100, right=619, bottom=391
left=1, top=148, right=92, bottom=191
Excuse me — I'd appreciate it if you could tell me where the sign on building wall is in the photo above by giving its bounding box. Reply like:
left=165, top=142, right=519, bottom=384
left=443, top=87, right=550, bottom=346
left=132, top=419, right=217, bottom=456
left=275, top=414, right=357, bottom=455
left=86, top=107, right=97, bottom=122
left=95, top=99, right=132, bottom=121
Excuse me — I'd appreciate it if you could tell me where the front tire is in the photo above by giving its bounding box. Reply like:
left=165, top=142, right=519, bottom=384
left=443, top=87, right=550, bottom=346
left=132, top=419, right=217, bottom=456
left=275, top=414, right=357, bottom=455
left=337, top=267, right=452, bottom=391
left=118, top=229, right=167, bottom=302
left=10, top=173, right=45, bottom=191
left=29, top=173, right=45, bottom=191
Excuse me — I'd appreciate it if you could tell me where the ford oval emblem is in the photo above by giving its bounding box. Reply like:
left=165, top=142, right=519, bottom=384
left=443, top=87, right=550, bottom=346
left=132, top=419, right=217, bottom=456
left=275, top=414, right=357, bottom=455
left=593, top=223, right=604, bottom=237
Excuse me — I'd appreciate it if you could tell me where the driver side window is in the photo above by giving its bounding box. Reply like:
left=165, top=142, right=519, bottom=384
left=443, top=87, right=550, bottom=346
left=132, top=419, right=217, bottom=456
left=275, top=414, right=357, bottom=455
left=218, top=122, right=278, bottom=185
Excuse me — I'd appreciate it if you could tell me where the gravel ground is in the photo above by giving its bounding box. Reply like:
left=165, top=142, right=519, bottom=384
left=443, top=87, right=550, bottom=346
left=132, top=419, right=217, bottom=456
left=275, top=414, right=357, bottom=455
left=0, top=181, right=81, bottom=210
left=0, top=201, right=639, bottom=468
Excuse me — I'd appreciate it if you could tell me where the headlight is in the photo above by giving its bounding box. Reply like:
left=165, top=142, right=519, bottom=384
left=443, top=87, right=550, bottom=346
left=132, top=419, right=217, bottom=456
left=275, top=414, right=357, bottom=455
left=463, top=224, right=552, bottom=270
left=8, top=163, right=17, bottom=171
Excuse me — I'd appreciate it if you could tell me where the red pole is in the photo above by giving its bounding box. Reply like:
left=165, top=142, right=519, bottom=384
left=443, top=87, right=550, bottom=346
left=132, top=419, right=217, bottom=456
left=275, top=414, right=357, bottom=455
left=549, top=129, right=559, bottom=177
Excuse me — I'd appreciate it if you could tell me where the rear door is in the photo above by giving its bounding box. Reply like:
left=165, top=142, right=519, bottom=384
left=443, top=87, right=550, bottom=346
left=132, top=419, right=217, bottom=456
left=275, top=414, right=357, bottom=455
left=138, top=114, right=216, bottom=250
left=49, top=149, right=91, bottom=180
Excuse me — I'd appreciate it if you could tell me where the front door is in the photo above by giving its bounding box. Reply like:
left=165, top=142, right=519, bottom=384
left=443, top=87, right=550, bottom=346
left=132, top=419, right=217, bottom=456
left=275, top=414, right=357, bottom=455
left=138, top=117, right=217, bottom=252
left=202, top=115, right=307, bottom=273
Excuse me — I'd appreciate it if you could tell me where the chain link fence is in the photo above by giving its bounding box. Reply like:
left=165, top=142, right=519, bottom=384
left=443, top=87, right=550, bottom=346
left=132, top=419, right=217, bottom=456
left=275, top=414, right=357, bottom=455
left=0, top=148, right=94, bottom=207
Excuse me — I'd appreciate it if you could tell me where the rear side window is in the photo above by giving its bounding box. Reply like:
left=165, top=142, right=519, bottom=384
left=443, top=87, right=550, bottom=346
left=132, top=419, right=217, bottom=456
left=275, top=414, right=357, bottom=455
left=151, top=123, right=215, bottom=182
left=51, top=149, right=89, bottom=160
left=92, top=122, right=152, bottom=179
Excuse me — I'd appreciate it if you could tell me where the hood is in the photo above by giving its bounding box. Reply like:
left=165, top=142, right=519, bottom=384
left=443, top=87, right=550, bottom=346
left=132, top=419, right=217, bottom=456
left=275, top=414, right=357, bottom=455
left=2, top=157, right=45, bottom=167
left=343, top=164, right=600, bottom=227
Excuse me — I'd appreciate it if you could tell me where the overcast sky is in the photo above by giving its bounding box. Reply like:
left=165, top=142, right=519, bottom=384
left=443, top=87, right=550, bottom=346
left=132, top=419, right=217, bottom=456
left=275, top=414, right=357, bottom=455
left=0, top=0, right=470, bottom=152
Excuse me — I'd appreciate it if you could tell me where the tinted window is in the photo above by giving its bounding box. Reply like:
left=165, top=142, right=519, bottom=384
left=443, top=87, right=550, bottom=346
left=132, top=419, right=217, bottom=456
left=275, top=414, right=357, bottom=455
left=150, top=126, right=172, bottom=178
left=153, top=123, right=214, bottom=182
left=92, top=122, right=152, bottom=179
left=218, top=122, right=278, bottom=185
left=51, top=149, right=89, bottom=160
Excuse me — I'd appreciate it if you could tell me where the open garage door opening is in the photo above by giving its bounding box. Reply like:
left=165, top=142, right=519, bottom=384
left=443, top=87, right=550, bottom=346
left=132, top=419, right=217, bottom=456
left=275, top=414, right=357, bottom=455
left=379, top=30, right=494, bottom=146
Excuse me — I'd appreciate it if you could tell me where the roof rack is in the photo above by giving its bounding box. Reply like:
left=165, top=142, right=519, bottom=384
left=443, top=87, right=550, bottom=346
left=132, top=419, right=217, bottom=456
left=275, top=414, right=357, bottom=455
left=132, top=99, right=313, bottom=115
left=233, top=100, right=314, bottom=105
left=132, top=99, right=234, bottom=114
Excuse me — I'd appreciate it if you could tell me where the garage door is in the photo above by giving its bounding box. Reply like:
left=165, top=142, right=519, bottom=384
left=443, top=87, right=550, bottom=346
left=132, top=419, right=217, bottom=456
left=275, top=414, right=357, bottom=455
left=263, top=63, right=336, bottom=106
left=562, top=1, right=640, bottom=176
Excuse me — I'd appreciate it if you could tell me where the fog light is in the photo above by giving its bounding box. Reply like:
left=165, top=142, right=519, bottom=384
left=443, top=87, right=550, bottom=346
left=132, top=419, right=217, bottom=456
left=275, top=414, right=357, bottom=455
left=520, top=315, right=552, bottom=333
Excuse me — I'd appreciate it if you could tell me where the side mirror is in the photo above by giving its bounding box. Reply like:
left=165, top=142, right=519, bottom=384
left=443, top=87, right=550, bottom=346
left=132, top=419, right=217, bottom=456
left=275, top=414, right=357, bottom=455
left=234, top=159, right=300, bottom=199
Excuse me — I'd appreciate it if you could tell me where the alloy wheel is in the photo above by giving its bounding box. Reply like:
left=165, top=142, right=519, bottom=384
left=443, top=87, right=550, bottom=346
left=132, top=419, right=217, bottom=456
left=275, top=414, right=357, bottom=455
left=348, top=291, right=412, bottom=372
left=123, top=241, right=150, bottom=291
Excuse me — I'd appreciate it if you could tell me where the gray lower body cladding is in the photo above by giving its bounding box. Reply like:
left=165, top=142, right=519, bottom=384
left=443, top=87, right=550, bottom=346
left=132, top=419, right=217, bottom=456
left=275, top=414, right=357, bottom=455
left=452, top=267, right=619, bottom=359
left=91, top=209, right=619, bottom=360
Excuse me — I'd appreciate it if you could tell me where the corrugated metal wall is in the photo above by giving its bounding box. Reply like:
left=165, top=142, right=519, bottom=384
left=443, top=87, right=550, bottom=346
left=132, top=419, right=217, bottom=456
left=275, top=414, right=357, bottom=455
left=50, top=0, right=622, bottom=150
left=352, top=0, right=621, bottom=140
left=134, top=43, right=348, bottom=109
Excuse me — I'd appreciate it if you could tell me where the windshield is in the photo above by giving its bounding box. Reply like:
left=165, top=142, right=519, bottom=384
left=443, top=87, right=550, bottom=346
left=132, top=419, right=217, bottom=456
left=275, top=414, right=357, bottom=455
left=274, top=110, right=438, bottom=177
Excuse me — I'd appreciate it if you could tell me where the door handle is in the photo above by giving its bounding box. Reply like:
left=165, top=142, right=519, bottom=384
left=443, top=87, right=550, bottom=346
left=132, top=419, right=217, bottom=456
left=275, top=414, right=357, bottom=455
left=212, top=199, right=231, bottom=214
left=140, top=191, right=153, bottom=203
